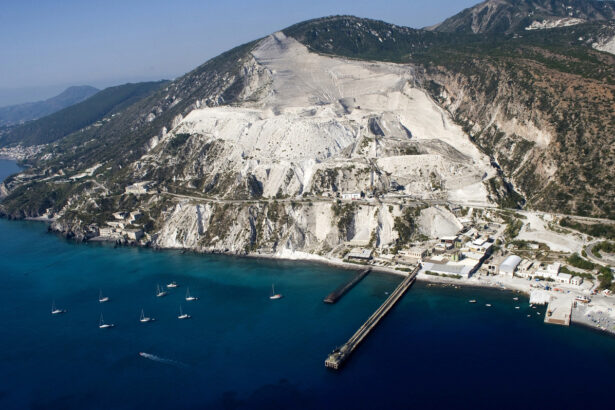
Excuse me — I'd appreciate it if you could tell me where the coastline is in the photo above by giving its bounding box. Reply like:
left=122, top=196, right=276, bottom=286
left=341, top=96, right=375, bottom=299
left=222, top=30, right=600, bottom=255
left=7, top=216, right=615, bottom=336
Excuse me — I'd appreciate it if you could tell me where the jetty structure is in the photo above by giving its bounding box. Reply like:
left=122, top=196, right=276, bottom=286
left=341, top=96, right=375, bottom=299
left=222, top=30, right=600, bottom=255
left=325, top=265, right=419, bottom=370
left=323, top=268, right=371, bottom=304
left=545, top=296, right=573, bottom=326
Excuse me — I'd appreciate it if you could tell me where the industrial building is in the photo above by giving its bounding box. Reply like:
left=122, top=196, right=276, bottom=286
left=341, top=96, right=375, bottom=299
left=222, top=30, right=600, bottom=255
left=499, top=255, right=522, bottom=277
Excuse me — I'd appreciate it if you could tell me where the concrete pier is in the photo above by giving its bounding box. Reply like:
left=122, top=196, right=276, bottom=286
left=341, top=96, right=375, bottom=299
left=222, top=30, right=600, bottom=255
left=545, top=296, right=573, bottom=326
left=325, top=266, right=418, bottom=370
left=323, top=268, right=371, bottom=304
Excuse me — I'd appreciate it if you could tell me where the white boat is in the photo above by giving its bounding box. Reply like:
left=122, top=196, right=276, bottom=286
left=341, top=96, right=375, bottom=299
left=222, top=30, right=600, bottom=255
left=515, top=306, right=520, bottom=309
left=468, top=300, right=477, bottom=303
left=140, top=308, right=154, bottom=323
left=156, top=284, right=168, bottom=298
left=177, top=305, right=191, bottom=320
left=166, top=281, right=179, bottom=289
left=99, top=289, right=109, bottom=303
left=51, top=300, right=67, bottom=315
left=185, top=288, right=198, bottom=301
left=513, top=297, right=519, bottom=301
left=99, top=313, right=114, bottom=329
left=485, top=303, right=492, bottom=307
left=269, top=284, right=283, bottom=300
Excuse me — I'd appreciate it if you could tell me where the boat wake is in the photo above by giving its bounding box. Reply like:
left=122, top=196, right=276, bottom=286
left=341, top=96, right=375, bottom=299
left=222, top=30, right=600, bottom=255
left=139, top=352, right=188, bottom=368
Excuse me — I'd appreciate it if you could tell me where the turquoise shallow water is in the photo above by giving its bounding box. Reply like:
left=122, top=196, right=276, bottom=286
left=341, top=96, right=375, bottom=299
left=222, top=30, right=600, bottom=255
left=1, top=159, right=614, bottom=409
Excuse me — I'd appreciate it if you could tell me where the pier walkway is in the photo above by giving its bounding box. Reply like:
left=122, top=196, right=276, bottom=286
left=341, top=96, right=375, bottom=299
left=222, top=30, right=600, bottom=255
left=323, top=268, right=371, bottom=304
left=325, top=266, right=419, bottom=370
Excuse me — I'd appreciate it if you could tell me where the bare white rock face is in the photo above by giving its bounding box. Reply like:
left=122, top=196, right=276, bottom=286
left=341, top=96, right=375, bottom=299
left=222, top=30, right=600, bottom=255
left=169, top=32, right=494, bottom=205
left=593, top=35, right=615, bottom=56
left=147, top=32, right=501, bottom=253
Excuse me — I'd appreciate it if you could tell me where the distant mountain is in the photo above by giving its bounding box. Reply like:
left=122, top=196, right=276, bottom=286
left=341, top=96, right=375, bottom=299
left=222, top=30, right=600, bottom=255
left=429, top=0, right=615, bottom=34
left=0, top=81, right=169, bottom=147
left=0, top=85, right=99, bottom=127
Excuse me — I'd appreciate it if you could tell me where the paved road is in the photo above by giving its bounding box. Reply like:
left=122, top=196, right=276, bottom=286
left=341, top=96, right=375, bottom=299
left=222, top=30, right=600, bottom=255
left=159, top=188, right=614, bottom=225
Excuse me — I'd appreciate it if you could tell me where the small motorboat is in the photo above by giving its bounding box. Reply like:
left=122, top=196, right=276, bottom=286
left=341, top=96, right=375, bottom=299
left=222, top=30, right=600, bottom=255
left=269, top=284, right=283, bottom=300
left=140, top=309, right=154, bottom=323
left=51, top=300, right=67, bottom=315
left=515, top=306, right=520, bottom=309
left=177, top=305, right=191, bottom=320
left=485, top=303, right=492, bottom=307
left=99, top=289, right=109, bottom=303
left=99, top=313, right=114, bottom=329
left=468, top=300, right=477, bottom=304
left=156, top=284, right=168, bottom=298
left=166, top=281, right=179, bottom=289
left=513, top=297, right=519, bottom=301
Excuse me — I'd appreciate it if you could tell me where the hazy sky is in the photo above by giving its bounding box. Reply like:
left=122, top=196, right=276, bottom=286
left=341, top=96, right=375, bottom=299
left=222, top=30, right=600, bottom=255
left=0, top=0, right=477, bottom=105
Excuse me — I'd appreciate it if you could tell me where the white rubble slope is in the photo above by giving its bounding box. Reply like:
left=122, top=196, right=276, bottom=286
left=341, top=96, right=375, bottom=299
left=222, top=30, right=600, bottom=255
left=525, top=18, right=585, bottom=31
left=170, top=32, right=495, bottom=205
left=593, top=35, right=615, bottom=56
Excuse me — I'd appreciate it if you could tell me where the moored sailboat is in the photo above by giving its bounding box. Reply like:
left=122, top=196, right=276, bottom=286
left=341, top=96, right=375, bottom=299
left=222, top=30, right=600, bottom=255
left=269, top=284, right=283, bottom=300
left=185, top=288, right=198, bottom=301
left=177, top=305, right=191, bottom=320
left=51, top=300, right=67, bottom=315
left=156, top=284, right=168, bottom=298
left=99, top=313, right=114, bottom=329
left=99, top=289, right=109, bottom=303
left=140, top=308, right=154, bottom=323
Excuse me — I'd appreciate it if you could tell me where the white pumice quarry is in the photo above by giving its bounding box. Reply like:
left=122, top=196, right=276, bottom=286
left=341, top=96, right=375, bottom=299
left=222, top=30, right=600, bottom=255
left=136, top=32, right=498, bottom=253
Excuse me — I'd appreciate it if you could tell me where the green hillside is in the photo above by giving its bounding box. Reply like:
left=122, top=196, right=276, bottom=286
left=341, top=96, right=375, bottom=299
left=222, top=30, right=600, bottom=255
left=0, top=81, right=168, bottom=147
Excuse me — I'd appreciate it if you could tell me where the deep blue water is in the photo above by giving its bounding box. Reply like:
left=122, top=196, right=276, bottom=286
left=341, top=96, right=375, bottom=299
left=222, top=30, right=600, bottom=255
left=1, top=159, right=614, bottom=409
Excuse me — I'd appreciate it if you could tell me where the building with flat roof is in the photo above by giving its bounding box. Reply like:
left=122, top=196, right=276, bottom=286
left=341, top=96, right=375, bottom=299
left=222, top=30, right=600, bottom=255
left=400, top=247, right=427, bottom=259
left=421, top=262, right=474, bottom=279
left=347, top=248, right=372, bottom=260
left=341, top=192, right=362, bottom=200
left=556, top=273, right=572, bottom=284
left=536, top=262, right=560, bottom=279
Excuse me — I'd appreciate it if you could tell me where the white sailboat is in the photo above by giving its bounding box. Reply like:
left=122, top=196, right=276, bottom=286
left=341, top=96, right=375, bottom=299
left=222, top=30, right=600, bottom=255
left=177, top=305, right=191, bottom=320
left=139, top=308, right=154, bottom=323
left=99, top=289, right=109, bottom=303
left=51, top=300, right=67, bottom=315
left=166, top=281, right=179, bottom=289
left=156, top=284, right=168, bottom=298
left=269, top=284, right=283, bottom=300
left=185, top=288, right=198, bottom=301
left=99, top=313, right=114, bottom=329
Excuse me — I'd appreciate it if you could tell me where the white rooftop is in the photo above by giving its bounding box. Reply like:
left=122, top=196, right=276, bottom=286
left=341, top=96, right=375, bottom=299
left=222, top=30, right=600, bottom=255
left=499, top=255, right=522, bottom=274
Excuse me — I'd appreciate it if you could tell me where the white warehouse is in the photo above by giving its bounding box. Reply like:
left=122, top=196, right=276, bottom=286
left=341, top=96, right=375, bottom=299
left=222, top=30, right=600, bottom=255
left=499, top=255, right=522, bottom=277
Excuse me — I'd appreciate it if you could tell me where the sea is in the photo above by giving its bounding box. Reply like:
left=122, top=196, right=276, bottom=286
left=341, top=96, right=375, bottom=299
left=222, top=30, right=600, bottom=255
left=1, top=158, right=614, bottom=409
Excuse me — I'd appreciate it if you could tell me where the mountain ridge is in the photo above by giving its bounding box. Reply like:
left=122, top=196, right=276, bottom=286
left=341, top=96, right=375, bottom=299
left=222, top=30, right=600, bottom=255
left=0, top=85, right=99, bottom=127
left=0, top=81, right=170, bottom=148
